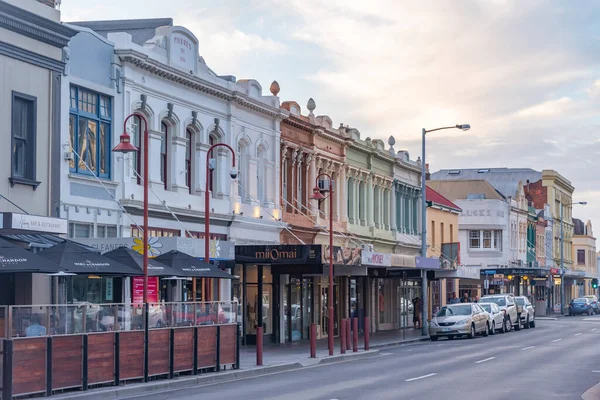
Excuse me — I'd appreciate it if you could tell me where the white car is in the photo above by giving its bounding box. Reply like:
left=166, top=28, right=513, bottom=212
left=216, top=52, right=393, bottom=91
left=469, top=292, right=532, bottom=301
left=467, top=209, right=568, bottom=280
left=515, top=296, right=535, bottom=329
left=479, top=302, right=507, bottom=334
left=480, top=294, right=521, bottom=331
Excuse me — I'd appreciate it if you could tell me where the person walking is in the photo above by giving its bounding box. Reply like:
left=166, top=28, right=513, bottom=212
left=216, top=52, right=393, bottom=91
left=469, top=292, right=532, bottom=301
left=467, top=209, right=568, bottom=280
left=413, top=297, right=421, bottom=329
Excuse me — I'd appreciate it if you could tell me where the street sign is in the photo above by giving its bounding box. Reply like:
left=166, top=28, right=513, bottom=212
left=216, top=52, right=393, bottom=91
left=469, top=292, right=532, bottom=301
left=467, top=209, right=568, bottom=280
left=494, top=274, right=504, bottom=279
left=484, top=280, right=490, bottom=289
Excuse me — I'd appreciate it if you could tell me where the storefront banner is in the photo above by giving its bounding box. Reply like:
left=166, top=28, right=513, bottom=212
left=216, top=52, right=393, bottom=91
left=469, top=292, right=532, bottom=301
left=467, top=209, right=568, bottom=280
left=132, top=276, right=159, bottom=303
left=322, top=246, right=361, bottom=266
left=436, top=265, right=480, bottom=280
left=361, top=251, right=391, bottom=267
left=75, top=237, right=234, bottom=260
left=323, top=265, right=367, bottom=277
left=390, top=254, right=416, bottom=268
left=415, top=256, right=440, bottom=270
left=235, top=244, right=322, bottom=265
left=481, top=268, right=548, bottom=277
left=0, top=212, right=68, bottom=234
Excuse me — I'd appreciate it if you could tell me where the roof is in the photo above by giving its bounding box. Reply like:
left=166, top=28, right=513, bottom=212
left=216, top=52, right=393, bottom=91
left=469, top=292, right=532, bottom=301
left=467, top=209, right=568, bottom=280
left=68, top=18, right=173, bottom=46
left=426, top=186, right=461, bottom=212
left=426, top=180, right=505, bottom=202
left=430, top=168, right=542, bottom=198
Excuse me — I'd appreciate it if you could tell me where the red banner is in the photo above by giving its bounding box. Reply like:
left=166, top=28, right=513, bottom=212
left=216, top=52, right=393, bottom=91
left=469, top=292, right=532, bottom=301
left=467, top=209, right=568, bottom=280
left=132, top=276, right=159, bottom=303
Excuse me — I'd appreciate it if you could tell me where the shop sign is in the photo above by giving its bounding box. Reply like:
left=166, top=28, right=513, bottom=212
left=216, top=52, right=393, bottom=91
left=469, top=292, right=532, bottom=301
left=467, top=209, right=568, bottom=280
left=460, top=209, right=505, bottom=218
left=554, top=277, right=562, bottom=285
left=0, top=213, right=68, bottom=234
left=322, top=246, right=361, bottom=266
left=132, top=276, right=159, bottom=304
left=415, top=256, right=440, bottom=270
left=105, top=277, right=113, bottom=302
left=493, top=274, right=504, bottom=279
left=550, top=268, right=559, bottom=274
left=236, top=245, right=321, bottom=265
left=361, top=251, right=391, bottom=267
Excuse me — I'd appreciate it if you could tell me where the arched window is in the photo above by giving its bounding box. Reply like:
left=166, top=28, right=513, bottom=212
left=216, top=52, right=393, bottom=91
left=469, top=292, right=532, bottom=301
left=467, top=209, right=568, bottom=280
left=185, top=128, right=192, bottom=194
left=131, top=115, right=142, bottom=185
left=160, top=121, right=168, bottom=190
left=282, top=157, right=288, bottom=205
left=257, top=146, right=265, bottom=203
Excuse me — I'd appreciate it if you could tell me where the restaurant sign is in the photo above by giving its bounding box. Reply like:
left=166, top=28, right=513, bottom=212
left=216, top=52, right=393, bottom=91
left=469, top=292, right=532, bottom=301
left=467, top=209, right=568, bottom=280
left=0, top=213, right=68, bottom=234
left=235, top=245, right=321, bottom=265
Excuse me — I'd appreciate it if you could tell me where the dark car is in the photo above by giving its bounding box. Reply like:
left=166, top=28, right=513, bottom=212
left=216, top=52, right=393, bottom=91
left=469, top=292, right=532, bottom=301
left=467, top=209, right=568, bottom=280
left=569, top=298, right=594, bottom=316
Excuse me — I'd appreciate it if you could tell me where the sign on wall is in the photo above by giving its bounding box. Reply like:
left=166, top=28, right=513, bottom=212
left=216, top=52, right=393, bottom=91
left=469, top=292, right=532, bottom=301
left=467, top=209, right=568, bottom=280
left=361, top=250, right=391, bottom=267
left=132, top=276, right=159, bottom=304
left=0, top=213, right=68, bottom=234
left=171, top=32, right=195, bottom=72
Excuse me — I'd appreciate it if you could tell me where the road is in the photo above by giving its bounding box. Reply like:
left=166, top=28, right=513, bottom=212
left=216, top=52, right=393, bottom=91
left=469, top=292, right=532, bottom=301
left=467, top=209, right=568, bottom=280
left=128, top=316, right=600, bottom=400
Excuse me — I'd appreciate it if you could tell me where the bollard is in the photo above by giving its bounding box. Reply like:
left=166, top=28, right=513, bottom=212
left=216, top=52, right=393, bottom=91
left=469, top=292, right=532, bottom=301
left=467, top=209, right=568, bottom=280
left=352, top=318, right=359, bottom=352
left=340, top=319, right=346, bottom=354
left=310, top=323, right=317, bottom=358
left=364, top=316, right=370, bottom=351
left=346, top=318, right=351, bottom=351
left=256, top=326, right=263, bottom=366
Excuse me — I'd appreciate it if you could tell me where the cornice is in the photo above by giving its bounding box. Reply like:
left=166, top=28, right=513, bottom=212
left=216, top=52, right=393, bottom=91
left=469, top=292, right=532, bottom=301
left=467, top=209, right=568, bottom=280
left=282, top=115, right=314, bottom=132
left=0, top=2, right=77, bottom=48
left=117, top=49, right=289, bottom=120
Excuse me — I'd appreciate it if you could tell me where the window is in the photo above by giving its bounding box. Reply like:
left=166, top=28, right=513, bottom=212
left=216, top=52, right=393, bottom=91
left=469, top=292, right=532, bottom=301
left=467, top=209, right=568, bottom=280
left=69, top=87, right=111, bottom=178
left=494, top=230, right=502, bottom=251
left=441, top=222, right=445, bottom=244
left=469, top=230, right=480, bottom=249
left=97, top=225, right=118, bottom=238
left=282, top=158, right=288, bottom=205
left=68, top=222, right=92, bottom=239
left=578, top=249, right=585, bottom=265
left=483, top=231, right=492, bottom=248
left=131, top=226, right=180, bottom=237
left=469, top=230, right=502, bottom=250
left=160, top=122, right=168, bottom=189
left=257, top=146, right=265, bottom=203
left=209, top=135, right=215, bottom=194
left=186, top=129, right=192, bottom=193
left=11, top=92, right=38, bottom=185
left=186, top=231, right=228, bottom=241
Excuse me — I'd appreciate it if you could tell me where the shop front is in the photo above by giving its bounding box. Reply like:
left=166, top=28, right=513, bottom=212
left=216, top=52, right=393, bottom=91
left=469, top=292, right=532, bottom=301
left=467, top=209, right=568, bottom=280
left=436, top=265, right=481, bottom=306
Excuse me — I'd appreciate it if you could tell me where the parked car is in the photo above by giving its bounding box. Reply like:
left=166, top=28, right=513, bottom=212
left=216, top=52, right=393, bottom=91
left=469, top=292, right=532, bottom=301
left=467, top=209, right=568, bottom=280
left=515, top=296, right=535, bottom=329
left=480, top=294, right=521, bottom=331
left=569, top=297, right=594, bottom=316
left=479, top=302, right=506, bottom=334
left=583, top=295, right=599, bottom=314
left=429, top=303, right=490, bottom=341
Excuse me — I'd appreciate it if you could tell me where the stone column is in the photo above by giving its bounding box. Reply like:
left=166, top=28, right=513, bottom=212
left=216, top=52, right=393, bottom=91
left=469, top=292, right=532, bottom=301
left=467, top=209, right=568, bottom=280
left=367, top=173, right=375, bottom=227
left=291, top=149, right=298, bottom=211
left=216, top=147, right=229, bottom=198
left=296, top=152, right=303, bottom=213
left=391, top=183, right=397, bottom=232
left=304, top=154, right=313, bottom=214
left=309, top=154, right=317, bottom=215
left=280, top=145, right=288, bottom=209
left=339, top=165, right=347, bottom=223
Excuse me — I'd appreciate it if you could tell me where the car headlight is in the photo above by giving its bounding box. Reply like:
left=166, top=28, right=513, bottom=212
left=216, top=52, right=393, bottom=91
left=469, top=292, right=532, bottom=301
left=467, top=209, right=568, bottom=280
left=456, top=318, right=470, bottom=325
left=430, top=320, right=438, bottom=327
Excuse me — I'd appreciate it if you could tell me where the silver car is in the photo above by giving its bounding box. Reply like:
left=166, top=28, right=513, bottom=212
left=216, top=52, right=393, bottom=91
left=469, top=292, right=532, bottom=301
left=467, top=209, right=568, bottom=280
left=479, top=302, right=507, bottom=334
left=515, top=296, right=535, bottom=329
left=429, top=303, right=491, bottom=341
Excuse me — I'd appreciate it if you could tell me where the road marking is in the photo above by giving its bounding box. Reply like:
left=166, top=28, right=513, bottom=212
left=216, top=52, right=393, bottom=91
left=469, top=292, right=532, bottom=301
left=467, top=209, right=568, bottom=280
left=475, top=357, right=495, bottom=364
left=593, top=371, right=600, bottom=373
left=592, top=328, right=597, bottom=332
left=405, top=373, right=437, bottom=382
left=551, top=338, right=562, bottom=342
left=575, top=333, right=583, bottom=336
left=521, top=346, right=535, bottom=351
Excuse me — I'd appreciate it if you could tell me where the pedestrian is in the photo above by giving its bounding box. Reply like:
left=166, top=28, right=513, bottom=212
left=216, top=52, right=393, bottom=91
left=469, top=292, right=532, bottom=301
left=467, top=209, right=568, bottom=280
left=413, top=297, right=421, bottom=329
left=450, top=292, right=459, bottom=304
left=462, top=292, right=469, bottom=303
left=474, top=296, right=479, bottom=303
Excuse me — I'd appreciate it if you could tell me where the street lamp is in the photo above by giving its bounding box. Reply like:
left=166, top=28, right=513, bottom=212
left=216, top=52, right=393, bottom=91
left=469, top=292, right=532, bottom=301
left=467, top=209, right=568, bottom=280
left=113, top=113, right=149, bottom=303
left=310, top=174, right=335, bottom=356
left=560, top=201, right=587, bottom=315
left=421, top=124, right=470, bottom=336
left=203, top=142, right=236, bottom=301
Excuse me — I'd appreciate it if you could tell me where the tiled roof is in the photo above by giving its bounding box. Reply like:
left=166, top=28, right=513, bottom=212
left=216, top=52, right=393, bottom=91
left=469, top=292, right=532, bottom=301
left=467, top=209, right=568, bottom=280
left=426, top=180, right=505, bottom=202
left=426, top=186, right=461, bottom=212
left=68, top=18, right=173, bottom=46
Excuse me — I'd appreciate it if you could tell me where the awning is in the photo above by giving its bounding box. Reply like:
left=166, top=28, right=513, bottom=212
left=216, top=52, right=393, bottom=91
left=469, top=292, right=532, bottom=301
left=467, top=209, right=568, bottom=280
left=37, top=241, right=141, bottom=275
left=0, top=233, right=99, bottom=252
left=154, top=250, right=233, bottom=279
left=102, top=247, right=195, bottom=277
left=0, top=238, right=63, bottom=273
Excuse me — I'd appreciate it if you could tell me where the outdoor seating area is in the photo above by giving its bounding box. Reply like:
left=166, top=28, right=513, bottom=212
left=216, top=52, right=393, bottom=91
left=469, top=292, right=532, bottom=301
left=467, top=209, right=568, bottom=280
left=0, top=302, right=240, bottom=399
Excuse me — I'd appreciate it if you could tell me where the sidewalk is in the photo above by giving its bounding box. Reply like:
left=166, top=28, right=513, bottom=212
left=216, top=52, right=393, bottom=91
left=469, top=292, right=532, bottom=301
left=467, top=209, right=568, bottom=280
left=240, top=327, right=428, bottom=369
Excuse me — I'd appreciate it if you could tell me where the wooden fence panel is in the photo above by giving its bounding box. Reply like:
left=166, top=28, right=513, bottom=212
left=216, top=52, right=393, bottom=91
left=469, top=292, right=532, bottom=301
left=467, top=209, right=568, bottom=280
left=12, top=338, right=46, bottom=396
left=219, top=325, right=237, bottom=365
left=87, top=332, right=115, bottom=385
left=196, top=326, right=217, bottom=369
left=173, top=328, right=194, bottom=373
left=118, top=331, right=144, bottom=380
left=148, top=329, right=170, bottom=377
left=52, top=335, right=83, bottom=390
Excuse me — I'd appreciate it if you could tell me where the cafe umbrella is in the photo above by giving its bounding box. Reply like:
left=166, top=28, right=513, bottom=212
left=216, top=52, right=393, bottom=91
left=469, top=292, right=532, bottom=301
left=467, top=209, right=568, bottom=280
left=154, top=250, right=233, bottom=279
left=0, top=237, right=63, bottom=273
left=102, top=247, right=197, bottom=277
left=37, top=241, right=141, bottom=275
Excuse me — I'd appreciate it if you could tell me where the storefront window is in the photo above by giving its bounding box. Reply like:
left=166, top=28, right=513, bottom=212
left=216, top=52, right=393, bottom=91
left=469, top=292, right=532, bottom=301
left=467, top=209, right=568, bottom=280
left=469, top=230, right=480, bottom=248
left=71, top=276, right=113, bottom=304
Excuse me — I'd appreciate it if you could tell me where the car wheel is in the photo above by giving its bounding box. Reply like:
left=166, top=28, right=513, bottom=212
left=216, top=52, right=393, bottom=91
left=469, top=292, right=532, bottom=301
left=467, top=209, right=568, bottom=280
left=468, top=324, right=476, bottom=339
left=483, top=322, right=489, bottom=337
left=490, top=321, right=496, bottom=335
left=430, top=335, right=438, bottom=341
left=505, top=317, right=512, bottom=332
left=530, top=319, right=535, bottom=328
left=524, top=316, right=530, bottom=329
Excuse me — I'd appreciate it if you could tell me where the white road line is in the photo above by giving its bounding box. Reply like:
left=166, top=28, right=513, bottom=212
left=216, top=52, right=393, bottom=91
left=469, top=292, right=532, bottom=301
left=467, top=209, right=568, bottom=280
left=521, top=346, right=535, bottom=351
left=575, top=333, right=583, bottom=336
left=405, top=373, right=437, bottom=382
left=592, top=328, right=597, bottom=332
left=475, top=357, right=495, bottom=364
left=551, top=338, right=562, bottom=342
left=593, top=371, right=600, bottom=373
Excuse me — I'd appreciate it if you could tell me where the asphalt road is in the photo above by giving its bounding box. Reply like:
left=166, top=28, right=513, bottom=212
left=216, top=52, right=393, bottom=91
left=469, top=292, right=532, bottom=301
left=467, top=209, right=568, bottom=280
left=129, top=315, right=600, bottom=400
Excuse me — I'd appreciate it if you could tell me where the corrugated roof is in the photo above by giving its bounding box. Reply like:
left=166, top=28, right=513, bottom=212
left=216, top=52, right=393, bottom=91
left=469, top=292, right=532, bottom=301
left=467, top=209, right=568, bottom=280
left=430, top=167, right=542, bottom=198
left=426, top=180, right=505, bottom=202
left=426, top=186, right=461, bottom=211
left=68, top=18, right=173, bottom=46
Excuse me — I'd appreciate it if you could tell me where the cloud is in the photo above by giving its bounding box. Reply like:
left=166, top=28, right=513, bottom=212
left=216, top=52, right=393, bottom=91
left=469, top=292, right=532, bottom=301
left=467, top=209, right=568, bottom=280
left=513, top=97, right=576, bottom=118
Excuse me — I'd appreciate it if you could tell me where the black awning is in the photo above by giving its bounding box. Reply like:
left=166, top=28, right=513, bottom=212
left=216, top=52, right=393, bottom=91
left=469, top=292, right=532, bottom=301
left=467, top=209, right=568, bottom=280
left=0, top=237, right=62, bottom=273
left=37, top=241, right=141, bottom=275
left=154, top=250, right=233, bottom=279
left=0, top=233, right=99, bottom=252
left=102, top=247, right=196, bottom=277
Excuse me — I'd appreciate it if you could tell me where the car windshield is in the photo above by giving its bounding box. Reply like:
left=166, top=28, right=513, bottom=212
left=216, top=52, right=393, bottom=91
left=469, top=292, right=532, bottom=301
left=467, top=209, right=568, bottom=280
left=437, top=305, right=472, bottom=317
left=573, top=298, right=587, bottom=303
left=516, top=298, right=525, bottom=306
left=482, top=297, right=506, bottom=306
left=480, top=304, right=492, bottom=312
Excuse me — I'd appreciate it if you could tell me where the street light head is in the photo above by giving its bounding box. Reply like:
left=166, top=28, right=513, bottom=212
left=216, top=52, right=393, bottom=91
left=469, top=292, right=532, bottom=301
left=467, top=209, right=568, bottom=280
left=112, top=132, right=138, bottom=153
left=456, top=124, right=471, bottom=131
left=579, top=201, right=588, bottom=205
left=309, top=186, right=326, bottom=201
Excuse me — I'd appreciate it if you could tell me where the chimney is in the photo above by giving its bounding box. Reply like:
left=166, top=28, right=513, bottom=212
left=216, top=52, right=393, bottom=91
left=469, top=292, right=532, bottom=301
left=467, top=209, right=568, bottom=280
left=425, top=163, right=431, bottom=180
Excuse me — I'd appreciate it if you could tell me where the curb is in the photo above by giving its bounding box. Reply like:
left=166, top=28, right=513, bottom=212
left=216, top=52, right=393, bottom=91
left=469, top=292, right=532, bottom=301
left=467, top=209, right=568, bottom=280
left=367, top=336, right=430, bottom=349
left=317, top=349, right=380, bottom=365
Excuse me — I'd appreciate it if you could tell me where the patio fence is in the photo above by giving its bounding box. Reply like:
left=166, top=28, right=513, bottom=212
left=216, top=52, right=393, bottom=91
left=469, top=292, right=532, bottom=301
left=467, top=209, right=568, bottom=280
left=0, top=302, right=239, bottom=399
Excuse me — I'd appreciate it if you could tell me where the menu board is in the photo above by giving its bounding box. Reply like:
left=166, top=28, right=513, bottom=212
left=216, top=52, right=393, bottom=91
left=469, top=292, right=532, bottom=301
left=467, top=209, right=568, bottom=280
left=132, top=276, right=159, bottom=303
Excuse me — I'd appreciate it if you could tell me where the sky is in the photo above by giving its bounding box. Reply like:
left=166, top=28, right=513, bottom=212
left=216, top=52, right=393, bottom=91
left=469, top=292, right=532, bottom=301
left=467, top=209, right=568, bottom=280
left=61, top=0, right=600, bottom=229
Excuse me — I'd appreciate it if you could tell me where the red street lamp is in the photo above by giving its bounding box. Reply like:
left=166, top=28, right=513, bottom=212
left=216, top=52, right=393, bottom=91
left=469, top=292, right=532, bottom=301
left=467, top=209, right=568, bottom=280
left=310, top=173, right=334, bottom=356
left=203, top=142, right=236, bottom=301
left=113, top=112, right=149, bottom=303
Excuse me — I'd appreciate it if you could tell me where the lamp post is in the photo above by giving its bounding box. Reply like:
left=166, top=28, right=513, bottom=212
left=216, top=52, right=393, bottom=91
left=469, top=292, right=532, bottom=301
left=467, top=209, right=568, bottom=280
left=204, top=143, right=236, bottom=301
left=421, top=124, right=470, bottom=336
left=113, top=113, right=149, bottom=303
left=310, top=173, right=334, bottom=356
left=560, top=201, right=587, bottom=315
